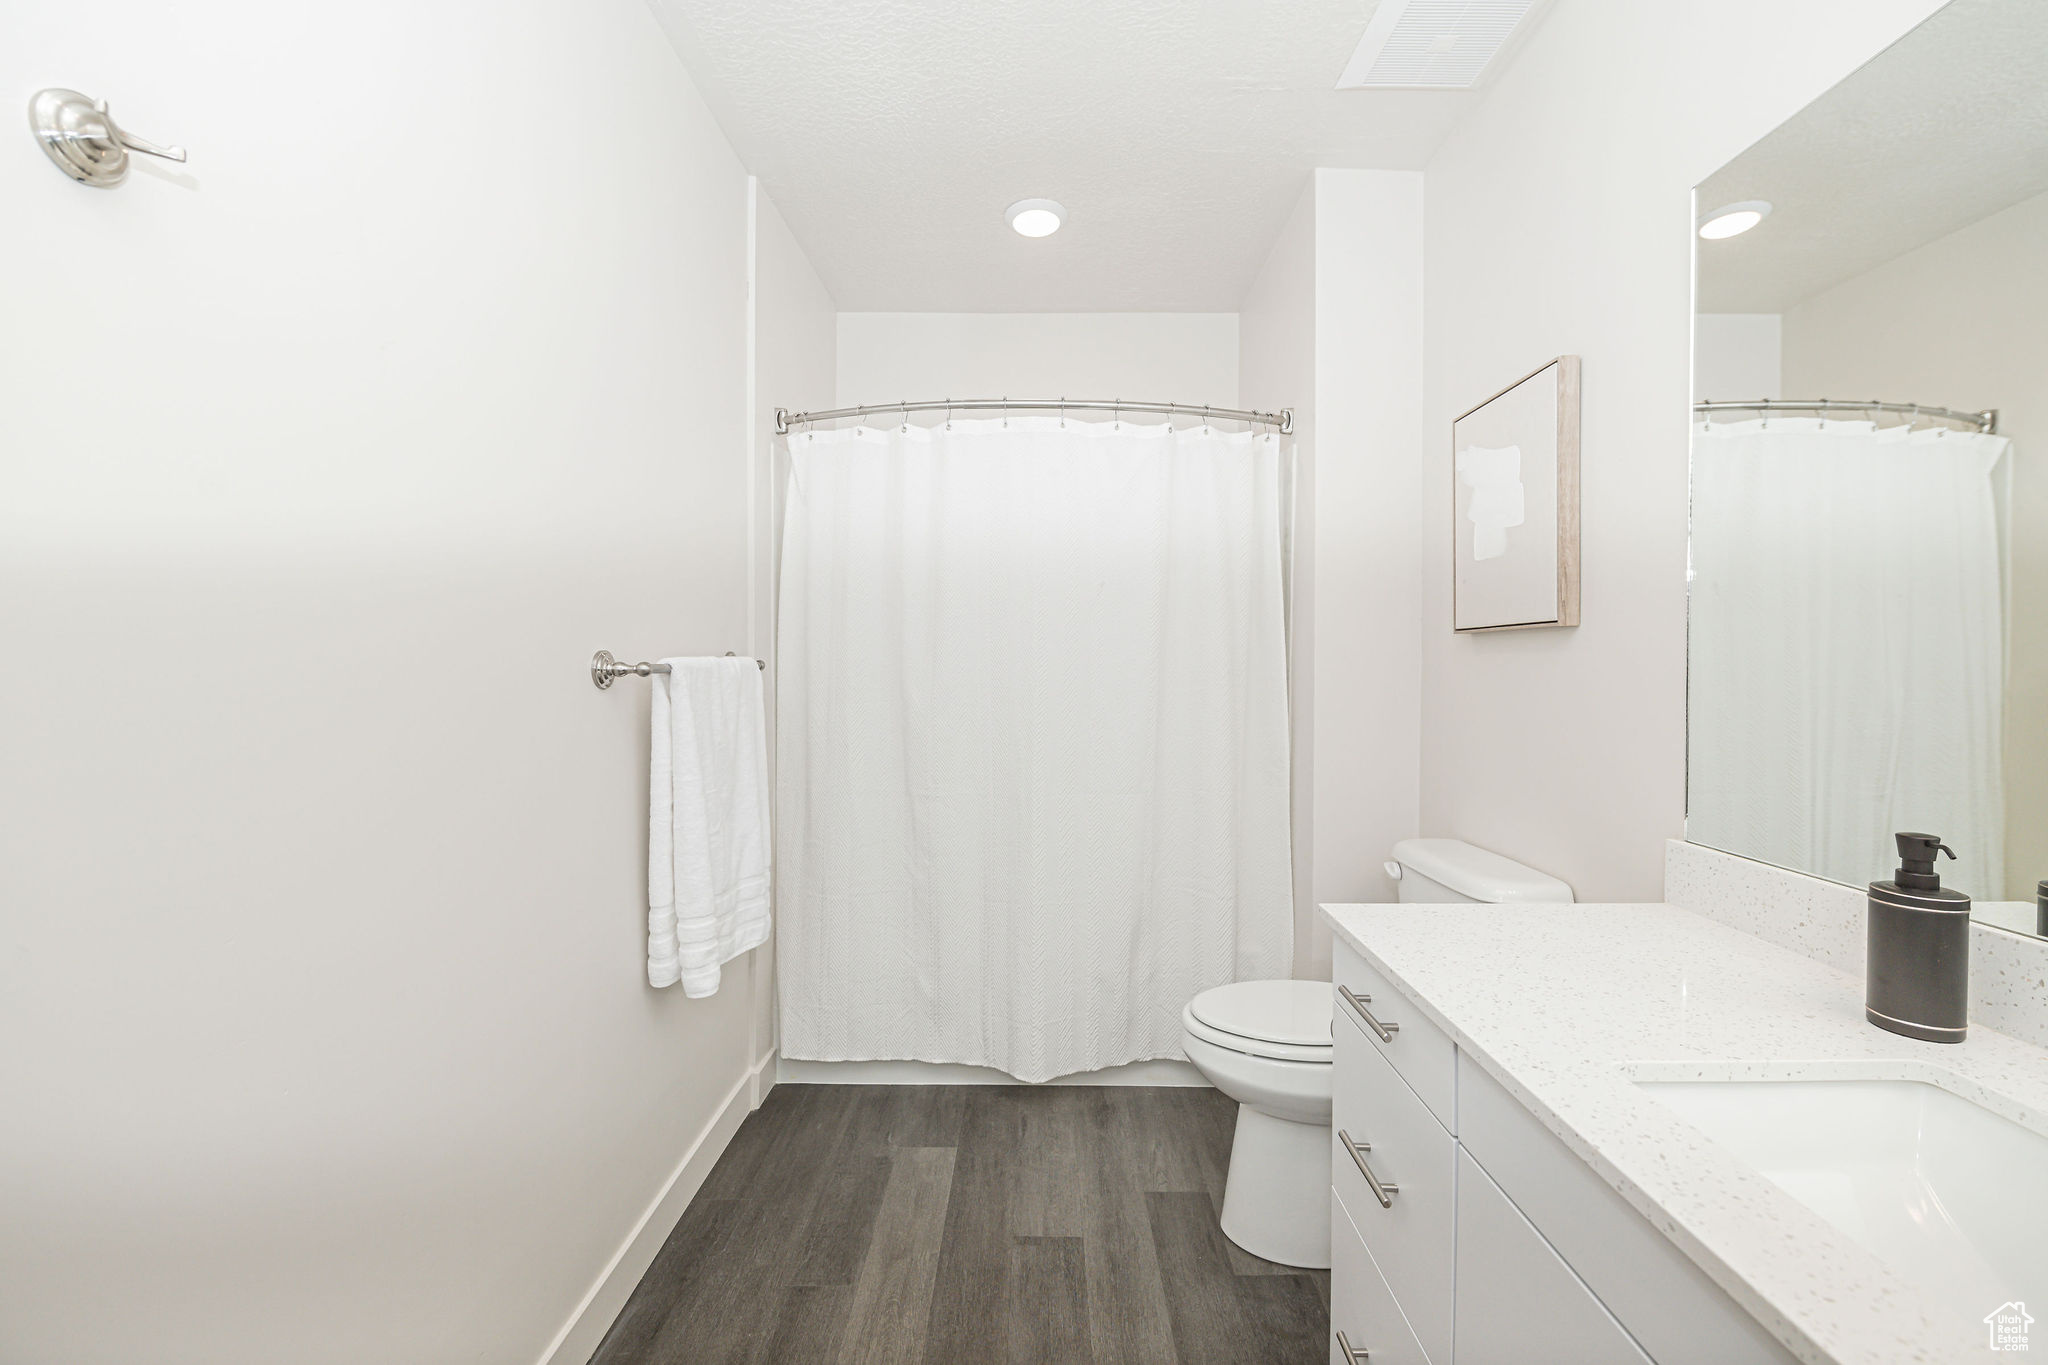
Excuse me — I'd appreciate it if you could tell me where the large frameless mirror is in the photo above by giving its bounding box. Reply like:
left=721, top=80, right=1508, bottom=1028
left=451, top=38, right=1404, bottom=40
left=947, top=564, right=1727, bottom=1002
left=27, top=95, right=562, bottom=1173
left=1687, top=0, right=2048, bottom=939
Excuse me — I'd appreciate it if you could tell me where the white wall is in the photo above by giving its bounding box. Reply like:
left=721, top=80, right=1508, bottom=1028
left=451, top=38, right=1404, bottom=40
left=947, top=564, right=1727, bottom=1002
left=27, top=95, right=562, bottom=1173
left=1694, top=313, right=1783, bottom=404
left=1241, top=184, right=1322, bottom=974
left=0, top=3, right=782, bottom=1362
left=1419, top=0, right=1947, bottom=903
left=835, top=313, right=1240, bottom=408
left=749, top=186, right=838, bottom=1064
left=1781, top=188, right=2048, bottom=899
left=1311, top=171, right=1426, bottom=971
left=1239, top=171, right=1425, bottom=977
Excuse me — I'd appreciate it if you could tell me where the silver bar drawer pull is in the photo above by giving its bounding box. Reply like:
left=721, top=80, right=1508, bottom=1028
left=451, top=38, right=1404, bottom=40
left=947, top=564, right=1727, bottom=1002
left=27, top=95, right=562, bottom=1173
left=1335, top=1328, right=1370, bottom=1361
left=1338, top=1129, right=1399, bottom=1208
left=1337, top=985, right=1400, bottom=1043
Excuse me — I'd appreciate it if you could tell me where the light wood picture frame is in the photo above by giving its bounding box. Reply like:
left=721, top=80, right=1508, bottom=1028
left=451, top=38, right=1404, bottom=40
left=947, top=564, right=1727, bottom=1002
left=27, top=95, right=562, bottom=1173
left=1450, top=355, right=1581, bottom=632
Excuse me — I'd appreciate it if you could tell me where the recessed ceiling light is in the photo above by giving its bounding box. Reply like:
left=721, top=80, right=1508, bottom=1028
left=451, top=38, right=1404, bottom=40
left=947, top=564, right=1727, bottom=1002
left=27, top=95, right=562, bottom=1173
left=1698, top=200, right=1772, bottom=240
left=1006, top=198, right=1064, bottom=238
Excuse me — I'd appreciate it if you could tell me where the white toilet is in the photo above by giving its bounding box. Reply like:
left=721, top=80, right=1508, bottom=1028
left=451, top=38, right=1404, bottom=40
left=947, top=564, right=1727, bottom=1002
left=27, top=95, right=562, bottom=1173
left=1381, top=836, right=1575, bottom=909
left=1181, top=979, right=1334, bottom=1267
left=1181, top=838, right=1574, bottom=1269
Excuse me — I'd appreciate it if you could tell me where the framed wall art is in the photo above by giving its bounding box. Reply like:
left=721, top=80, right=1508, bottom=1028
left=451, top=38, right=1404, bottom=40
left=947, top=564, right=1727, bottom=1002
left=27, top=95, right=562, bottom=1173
left=1451, top=355, right=1581, bottom=631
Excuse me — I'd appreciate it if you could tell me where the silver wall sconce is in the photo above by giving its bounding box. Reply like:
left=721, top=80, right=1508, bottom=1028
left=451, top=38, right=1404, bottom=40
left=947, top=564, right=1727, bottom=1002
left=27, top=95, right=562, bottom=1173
left=30, top=88, right=186, bottom=187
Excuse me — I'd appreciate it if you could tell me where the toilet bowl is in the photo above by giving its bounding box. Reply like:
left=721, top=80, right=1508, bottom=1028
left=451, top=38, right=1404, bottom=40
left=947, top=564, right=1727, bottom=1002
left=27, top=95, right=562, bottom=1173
left=1180, top=979, right=1333, bottom=1269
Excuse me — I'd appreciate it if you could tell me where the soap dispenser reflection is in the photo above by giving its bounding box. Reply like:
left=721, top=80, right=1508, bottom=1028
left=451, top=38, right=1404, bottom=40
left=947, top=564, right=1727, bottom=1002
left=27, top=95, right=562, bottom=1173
left=1866, top=832, right=1970, bottom=1043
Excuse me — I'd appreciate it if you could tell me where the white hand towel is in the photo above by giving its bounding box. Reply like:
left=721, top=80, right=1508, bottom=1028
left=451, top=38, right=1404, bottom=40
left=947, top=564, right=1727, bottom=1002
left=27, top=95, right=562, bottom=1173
left=647, top=657, right=770, bottom=996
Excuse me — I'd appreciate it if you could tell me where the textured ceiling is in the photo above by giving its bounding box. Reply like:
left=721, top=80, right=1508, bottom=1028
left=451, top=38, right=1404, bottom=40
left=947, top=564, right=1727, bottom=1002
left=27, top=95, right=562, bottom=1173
left=648, top=0, right=1500, bottom=310
left=1697, top=0, right=2048, bottom=314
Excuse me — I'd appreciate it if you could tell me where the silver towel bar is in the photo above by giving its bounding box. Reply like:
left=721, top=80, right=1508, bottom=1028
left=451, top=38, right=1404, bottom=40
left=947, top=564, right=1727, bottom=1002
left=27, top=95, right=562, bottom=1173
left=591, top=650, right=765, bottom=690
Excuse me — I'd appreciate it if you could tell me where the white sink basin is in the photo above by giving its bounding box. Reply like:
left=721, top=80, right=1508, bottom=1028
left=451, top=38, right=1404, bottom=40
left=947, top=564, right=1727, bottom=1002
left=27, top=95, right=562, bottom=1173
left=1638, top=1078, right=2048, bottom=1310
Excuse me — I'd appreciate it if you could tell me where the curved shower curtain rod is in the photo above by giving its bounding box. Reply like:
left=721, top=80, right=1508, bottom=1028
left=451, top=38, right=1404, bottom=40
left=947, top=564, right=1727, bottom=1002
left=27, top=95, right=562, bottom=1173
left=1693, top=398, right=1998, bottom=433
left=774, top=397, right=1294, bottom=436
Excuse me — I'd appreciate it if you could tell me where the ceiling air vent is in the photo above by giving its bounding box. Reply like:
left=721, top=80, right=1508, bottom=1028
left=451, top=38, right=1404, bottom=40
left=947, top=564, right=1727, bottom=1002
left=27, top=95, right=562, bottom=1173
left=1336, top=0, right=1544, bottom=90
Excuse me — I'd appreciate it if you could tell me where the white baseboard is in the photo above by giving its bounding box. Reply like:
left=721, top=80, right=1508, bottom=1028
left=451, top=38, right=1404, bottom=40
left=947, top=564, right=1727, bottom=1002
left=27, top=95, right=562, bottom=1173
left=776, top=1056, right=1209, bottom=1087
left=536, top=1048, right=777, bottom=1365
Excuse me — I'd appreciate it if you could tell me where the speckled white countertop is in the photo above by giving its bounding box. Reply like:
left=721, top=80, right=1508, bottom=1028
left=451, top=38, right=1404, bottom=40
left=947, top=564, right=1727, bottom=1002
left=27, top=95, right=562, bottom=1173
left=1321, top=902, right=2048, bottom=1365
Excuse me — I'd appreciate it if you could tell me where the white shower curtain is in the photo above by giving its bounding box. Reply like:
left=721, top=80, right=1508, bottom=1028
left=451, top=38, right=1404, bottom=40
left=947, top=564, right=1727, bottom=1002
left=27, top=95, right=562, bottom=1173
left=1688, top=419, right=2009, bottom=897
left=775, top=416, right=1293, bottom=1082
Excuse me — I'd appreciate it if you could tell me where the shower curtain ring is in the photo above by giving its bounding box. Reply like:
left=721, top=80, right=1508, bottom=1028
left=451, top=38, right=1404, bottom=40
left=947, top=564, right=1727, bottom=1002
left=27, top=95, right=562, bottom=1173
left=1203, top=404, right=1211, bottom=433
left=901, top=400, right=910, bottom=433
left=945, top=398, right=952, bottom=432
left=1059, top=396, right=1065, bottom=428
left=1002, top=396, right=1009, bottom=428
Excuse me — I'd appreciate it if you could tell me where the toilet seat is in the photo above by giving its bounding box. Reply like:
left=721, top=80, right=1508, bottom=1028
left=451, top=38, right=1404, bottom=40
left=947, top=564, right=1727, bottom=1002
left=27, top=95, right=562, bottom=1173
left=1183, top=980, right=1333, bottom=1064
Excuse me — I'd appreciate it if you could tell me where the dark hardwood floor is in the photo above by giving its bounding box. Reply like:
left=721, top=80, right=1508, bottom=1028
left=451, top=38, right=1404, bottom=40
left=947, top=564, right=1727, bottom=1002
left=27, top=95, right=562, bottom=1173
left=589, top=1084, right=1330, bottom=1365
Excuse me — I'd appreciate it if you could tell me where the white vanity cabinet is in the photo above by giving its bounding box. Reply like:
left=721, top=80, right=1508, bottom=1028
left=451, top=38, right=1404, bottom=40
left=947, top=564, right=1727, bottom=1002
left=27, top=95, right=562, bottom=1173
left=1330, top=1190, right=1431, bottom=1365
left=1452, top=1148, right=1649, bottom=1364
left=1331, top=1012, right=1455, bottom=1361
left=1329, top=940, right=1798, bottom=1365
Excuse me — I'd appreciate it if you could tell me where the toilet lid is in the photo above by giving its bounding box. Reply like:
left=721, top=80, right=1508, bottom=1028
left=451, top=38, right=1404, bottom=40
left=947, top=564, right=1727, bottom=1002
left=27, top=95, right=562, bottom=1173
left=1188, top=980, right=1332, bottom=1047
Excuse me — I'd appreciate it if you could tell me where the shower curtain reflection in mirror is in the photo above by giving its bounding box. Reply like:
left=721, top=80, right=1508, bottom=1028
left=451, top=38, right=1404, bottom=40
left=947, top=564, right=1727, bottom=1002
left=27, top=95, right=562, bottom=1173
left=775, top=416, right=1294, bottom=1082
left=1688, top=418, right=2011, bottom=898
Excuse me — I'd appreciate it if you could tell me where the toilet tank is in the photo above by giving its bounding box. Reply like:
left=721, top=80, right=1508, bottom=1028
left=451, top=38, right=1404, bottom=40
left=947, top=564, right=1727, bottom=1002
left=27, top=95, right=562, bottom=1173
left=1387, top=838, right=1574, bottom=904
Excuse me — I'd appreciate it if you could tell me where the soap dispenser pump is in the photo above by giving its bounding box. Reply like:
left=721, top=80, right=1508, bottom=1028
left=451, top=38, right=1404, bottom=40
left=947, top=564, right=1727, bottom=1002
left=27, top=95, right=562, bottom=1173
left=1866, top=832, right=1970, bottom=1043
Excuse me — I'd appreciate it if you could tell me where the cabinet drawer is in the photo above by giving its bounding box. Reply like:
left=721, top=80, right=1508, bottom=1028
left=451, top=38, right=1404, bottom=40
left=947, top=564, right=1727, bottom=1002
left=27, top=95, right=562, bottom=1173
left=1333, top=938, right=1456, bottom=1131
left=1333, top=1010, right=1454, bottom=1364
left=1454, top=1148, right=1652, bottom=1365
left=1330, top=1189, right=1430, bottom=1365
left=1456, top=1055, right=1799, bottom=1365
